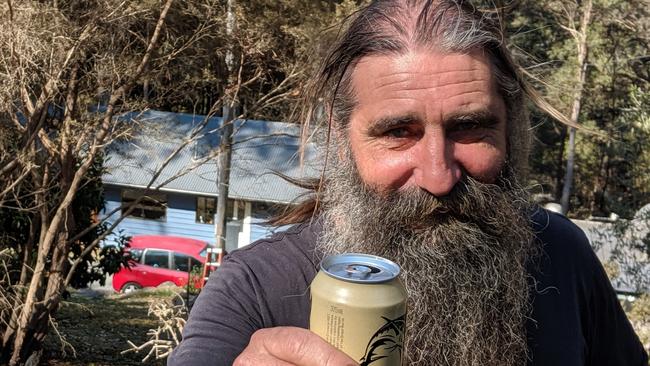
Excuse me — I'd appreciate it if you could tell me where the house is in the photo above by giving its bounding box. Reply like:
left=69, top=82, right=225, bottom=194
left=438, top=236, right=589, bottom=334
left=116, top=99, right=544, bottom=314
left=100, top=110, right=319, bottom=253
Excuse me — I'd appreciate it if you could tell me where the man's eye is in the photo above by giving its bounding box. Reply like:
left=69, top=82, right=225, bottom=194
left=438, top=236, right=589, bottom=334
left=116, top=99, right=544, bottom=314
left=448, top=121, right=492, bottom=143
left=454, top=121, right=481, bottom=131
left=385, top=128, right=411, bottom=138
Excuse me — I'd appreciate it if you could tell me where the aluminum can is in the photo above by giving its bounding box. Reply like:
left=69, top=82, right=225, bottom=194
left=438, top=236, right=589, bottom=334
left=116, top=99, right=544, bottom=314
left=310, top=253, right=407, bottom=366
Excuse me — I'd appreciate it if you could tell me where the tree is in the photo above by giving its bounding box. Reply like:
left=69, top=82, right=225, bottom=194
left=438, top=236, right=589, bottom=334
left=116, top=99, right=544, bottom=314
left=506, top=0, right=650, bottom=218
left=0, top=0, right=199, bottom=363
left=554, top=0, right=593, bottom=215
left=0, top=1, right=360, bottom=362
left=215, top=0, right=238, bottom=254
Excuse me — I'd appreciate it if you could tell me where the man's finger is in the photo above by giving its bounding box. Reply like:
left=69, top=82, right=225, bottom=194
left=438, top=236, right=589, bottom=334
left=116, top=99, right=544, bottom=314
left=244, top=327, right=358, bottom=366
left=233, top=352, right=294, bottom=366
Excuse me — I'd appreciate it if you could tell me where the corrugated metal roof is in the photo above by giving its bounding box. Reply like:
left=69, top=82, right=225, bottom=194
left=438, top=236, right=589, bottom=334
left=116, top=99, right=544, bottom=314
left=103, top=110, right=321, bottom=204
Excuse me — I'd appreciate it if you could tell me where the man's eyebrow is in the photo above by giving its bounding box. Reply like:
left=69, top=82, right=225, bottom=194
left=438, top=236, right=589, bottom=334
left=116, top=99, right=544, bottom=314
left=366, top=114, right=419, bottom=135
left=444, top=110, right=502, bottom=127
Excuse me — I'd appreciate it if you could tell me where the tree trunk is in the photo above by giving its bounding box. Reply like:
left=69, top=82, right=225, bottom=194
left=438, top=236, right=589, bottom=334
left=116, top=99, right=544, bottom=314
left=1, top=216, right=38, bottom=355
left=214, top=0, right=238, bottom=252
left=589, top=147, right=610, bottom=215
left=9, top=152, right=77, bottom=365
left=2, top=162, right=49, bottom=353
left=18, top=218, right=38, bottom=287
left=215, top=107, right=235, bottom=251
left=559, top=0, right=593, bottom=215
left=554, top=126, right=567, bottom=200
left=8, top=212, right=55, bottom=365
left=39, top=202, right=76, bottom=341
left=560, top=127, right=578, bottom=214
left=32, top=232, right=70, bottom=347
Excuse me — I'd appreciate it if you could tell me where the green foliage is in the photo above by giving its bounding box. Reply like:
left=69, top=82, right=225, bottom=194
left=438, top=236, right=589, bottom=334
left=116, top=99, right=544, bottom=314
left=187, top=265, right=204, bottom=295
left=608, top=87, right=650, bottom=215
left=126, top=0, right=363, bottom=122
left=506, top=0, right=650, bottom=218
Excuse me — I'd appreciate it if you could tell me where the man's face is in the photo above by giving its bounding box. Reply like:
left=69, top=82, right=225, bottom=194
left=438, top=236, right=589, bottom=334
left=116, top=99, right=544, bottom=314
left=319, top=49, right=533, bottom=365
left=347, top=49, right=507, bottom=196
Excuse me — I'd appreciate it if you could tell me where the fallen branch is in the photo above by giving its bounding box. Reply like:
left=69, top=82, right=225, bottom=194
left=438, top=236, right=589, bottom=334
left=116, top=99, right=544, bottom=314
left=121, top=293, right=187, bottom=362
left=48, top=316, right=76, bottom=359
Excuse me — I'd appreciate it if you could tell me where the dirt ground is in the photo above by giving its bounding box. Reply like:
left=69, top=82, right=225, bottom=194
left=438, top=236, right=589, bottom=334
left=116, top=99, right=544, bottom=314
left=41, top=288, right=185, bottom=366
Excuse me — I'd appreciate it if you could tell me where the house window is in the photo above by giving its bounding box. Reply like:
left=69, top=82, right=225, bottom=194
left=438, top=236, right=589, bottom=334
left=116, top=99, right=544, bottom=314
left=121, top=189, right=167, bottom=221
left=251, top=201, right=287, bottom=219
left=228, top=200, right=245, bottom=220
left=196, top=197, right=216, bottom=224
left=196, top=197, right=245, bottom=224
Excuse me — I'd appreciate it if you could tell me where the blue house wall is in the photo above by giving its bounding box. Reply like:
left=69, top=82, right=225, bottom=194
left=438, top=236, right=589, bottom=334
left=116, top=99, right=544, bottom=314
left=101, top=186, right=271, bottom=253
left=250, top=219, right=276, bottom=243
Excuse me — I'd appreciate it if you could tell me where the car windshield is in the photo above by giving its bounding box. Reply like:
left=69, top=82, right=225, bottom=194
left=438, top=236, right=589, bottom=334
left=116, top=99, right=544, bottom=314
left=199, top=244, right=208, bottom=258
left=128, top=248, right=143, bottom=262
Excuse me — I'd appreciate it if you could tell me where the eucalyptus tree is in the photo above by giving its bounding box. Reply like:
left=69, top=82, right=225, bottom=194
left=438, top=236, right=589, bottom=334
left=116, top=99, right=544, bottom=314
left=504, top=0, right=650, bottom=218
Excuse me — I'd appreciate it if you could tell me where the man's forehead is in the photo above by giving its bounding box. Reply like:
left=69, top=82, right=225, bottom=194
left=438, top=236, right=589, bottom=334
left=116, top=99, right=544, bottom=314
left=351, top=49, right=494, bottom=88
left=348, top=49, right=503, bottom=121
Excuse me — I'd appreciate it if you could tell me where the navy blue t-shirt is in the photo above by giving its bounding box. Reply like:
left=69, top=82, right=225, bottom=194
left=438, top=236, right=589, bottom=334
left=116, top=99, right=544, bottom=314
left=168, top=209, right=648, bottom=365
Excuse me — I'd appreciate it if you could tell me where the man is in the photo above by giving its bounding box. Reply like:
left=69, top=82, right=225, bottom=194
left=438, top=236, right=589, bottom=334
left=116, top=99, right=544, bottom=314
left=169, top=1, right=648, bottom=365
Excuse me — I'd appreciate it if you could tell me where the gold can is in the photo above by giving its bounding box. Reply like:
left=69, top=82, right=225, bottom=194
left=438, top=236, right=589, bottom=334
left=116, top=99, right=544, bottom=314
left=310, top=253, right=407, bottom=366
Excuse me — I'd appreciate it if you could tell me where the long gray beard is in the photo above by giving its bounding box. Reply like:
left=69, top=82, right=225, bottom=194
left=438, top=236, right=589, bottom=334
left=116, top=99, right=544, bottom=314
left=316, top=153, right=537, bottom=366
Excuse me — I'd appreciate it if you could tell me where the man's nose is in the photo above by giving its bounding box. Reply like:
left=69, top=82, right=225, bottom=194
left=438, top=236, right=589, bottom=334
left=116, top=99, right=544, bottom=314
left=413, top=136, right=461, bottom=197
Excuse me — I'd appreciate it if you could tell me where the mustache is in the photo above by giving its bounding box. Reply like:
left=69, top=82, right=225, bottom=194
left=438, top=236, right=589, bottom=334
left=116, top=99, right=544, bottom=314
left=359, top=175, right=525, bottom=227
left=379, top=177, right=481, bottom=215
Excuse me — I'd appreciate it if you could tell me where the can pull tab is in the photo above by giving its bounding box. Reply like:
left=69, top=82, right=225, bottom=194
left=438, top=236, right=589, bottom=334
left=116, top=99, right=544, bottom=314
left=345, top=264, right=373, bottom=279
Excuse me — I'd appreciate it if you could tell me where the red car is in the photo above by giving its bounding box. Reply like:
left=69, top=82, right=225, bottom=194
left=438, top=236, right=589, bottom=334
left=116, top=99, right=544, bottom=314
left=112, top=235, right=210, bottom=293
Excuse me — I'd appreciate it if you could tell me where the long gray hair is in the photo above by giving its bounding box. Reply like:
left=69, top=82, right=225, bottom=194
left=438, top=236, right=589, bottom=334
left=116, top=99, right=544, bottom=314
left=273, top=0, right=564, bottom=226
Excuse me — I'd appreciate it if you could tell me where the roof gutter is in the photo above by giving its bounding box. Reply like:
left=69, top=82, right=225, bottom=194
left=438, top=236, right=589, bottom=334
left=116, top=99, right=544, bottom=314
left=103, top=181, right=299, bottom=205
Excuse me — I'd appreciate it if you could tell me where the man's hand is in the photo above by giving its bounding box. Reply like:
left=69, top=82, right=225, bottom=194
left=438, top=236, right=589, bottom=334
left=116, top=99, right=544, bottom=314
left=233, top=327, right=358, bottom=366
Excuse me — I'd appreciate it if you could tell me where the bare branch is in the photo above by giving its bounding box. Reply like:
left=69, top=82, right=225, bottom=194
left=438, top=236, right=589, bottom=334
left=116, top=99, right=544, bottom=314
left=232, top=132, right=299, bottom=146
left=91, top=0, right=174, bottom=149
left=0, top=165, right=31, bottom=205
left=37, top=129, right=58, bottom=158
left=20, top=86, right=35, bottom=116
left=559, top=24, right=581, bottom=42
left=0, top=160, right=19, bottom=179
left=48, top=316, right=76, bottom=358
left=9, top=2, right=176, bottom=362
left=9, top=112, right=24, bottom=132
left=61, top=62, right=82, bottom=156
left=121, top=294, right=186, bottom=362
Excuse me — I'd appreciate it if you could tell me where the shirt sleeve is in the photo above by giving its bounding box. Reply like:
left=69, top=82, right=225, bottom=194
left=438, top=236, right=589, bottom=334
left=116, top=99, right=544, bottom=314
left=583, top=246, right=649, bottom=365
left=528, top=209, right=648, bottom=365
left=167, top=255, right=263, bottom=366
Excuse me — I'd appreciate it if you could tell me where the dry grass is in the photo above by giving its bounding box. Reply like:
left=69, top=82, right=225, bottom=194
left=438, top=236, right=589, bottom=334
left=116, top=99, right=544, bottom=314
left=42, top=288, right=183, bottom=365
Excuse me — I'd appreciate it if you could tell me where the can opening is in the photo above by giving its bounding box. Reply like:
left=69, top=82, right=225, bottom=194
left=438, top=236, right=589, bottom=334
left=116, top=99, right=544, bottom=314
left=345, top=264, right=380, bottom=279
left=320, top=254, right=400, bottom=283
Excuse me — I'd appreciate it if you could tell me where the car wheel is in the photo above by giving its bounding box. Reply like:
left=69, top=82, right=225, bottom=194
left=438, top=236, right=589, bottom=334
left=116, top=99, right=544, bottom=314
left=121, top=282, right=142, bottom=294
